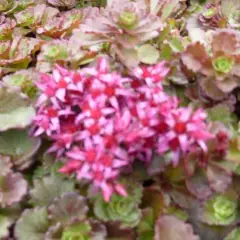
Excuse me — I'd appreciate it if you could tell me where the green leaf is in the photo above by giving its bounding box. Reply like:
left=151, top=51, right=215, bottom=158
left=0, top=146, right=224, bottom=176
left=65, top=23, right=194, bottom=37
left=160, top=44, right=172, bottom=60
left=224, top=228, right=240, bottom=240
left=137, top=208, right=154, bottom=240
left=169, top=38, right=184, bottom=53
left=138, top=44, right=159, bottom=64
left=94, top=180, right=142, bottom=228
left=0, top=87, right=35, bottom=131
left=0, top=215, right=12, bottom=238
left=30, top=174, right=75, bottom=206
left=15, top=207, right=49, bottom=240
left=0, top=129, right=41, bottom=170
left=201, top=191, right=238, bottom=226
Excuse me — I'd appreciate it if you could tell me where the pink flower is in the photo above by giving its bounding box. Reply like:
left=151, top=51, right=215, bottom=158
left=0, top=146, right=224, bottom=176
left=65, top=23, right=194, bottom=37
left=83, top=58, right=135, bottom=109
left=33, top=106, right=74, bottom=137
left=157, top=107, right=213, bottom=166
left=132, top=62, right=169, bottom=87
left=61, top=138, right=129, bottom=201
left=33, top=57, right=214, bottom=200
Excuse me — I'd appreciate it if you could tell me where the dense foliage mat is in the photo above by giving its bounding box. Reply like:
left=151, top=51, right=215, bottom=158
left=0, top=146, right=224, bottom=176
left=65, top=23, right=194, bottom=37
left=1, top=0, right=240, bottom=239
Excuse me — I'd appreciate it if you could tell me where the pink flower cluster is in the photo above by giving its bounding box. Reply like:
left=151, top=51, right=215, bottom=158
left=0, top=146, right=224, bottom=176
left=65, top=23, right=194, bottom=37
left=33, top=57, right=213, bottom=201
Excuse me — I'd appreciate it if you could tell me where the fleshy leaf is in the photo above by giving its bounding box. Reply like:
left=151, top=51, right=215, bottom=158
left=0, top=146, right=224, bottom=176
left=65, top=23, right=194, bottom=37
left=207, top=104, right=235, bottom=126
left=93, top=181, right=142, bottom=228
left=0, top=172, right=28, bottom=207
left=37, top=39, right=96, bottom=72
left=186, top=168, right=213, bottom=200
left=154, top=215, right=200, bottom=240
left=138, top=44, right=159, bottom=64
left=0, top=129, right=41, bottom=170
left=0, top=37, right=43, bottom=75
left=0, top=214, right=12, bottom=238
left=207, top=164, right=232, bottom=193
left=30, top=174, right=75, bottom=206
left=168, top=37, right=184, bottom=53
left=14, top=4, right=59, bottom=28
left=48, top=192, right=88, bottom=225
left=45, top=220, right=107, bottom=240
left=3, top=69, right=40, bottom=99
left=0, top=16, right=16, bottom=41
left=62, top=220, right=107, bottom=240
left=188, top=212, right=234, bottom=240
left=0, top=86, right=35, bottom=131
left=181, top=42, right=213, bottom=75
left=137, top=208, right=155, bottom=240
left=224, top=227, right=240, bottom=240
left=170, top=187, right=198, bottom=210
left=15, top=207, right=49, bottom=240
left=200, top=191, right=238, bottom=226
left=36, top=9, right=83, bottom=38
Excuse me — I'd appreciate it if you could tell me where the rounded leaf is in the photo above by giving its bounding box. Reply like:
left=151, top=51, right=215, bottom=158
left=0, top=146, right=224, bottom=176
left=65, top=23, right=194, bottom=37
left=0, top=172, right=28, bottom=207
left=30, top=174, right=75, bottom=206
left=138, top=44, right=159, bottom=64
left=15, top=207, right=49, bottom=240
left=154, top=215, right=200, bottom=240
left=48, top=192, right=88, bottom=225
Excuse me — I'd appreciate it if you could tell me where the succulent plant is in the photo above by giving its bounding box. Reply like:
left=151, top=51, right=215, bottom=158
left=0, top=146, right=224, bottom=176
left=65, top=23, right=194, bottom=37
left=198, top=3, right=227, bottom=29
left=73, top=0, right=163, bottom=67
left=155, top=215, right=200, bottom=240
left=36, top=39, right=96, bottom=72
left=93, top=181, right=142, bottom=228
left=219, top=0, right=240, bottom=29
left=0, top=16, right=16, bottom=41
left=0, top=1, right=240, bottom=239
left=0, top=86, right=35, bottom=131
left=14, top=4, right=59, bottom=29
left=181, top=29, right=240, bottom=99
left=200, top=191, right=238, bottom=226
left=15, top=207, right=50, bottom=240
left=48, top=220, right=107, bottom=240
left=3, top=69, right=40, bottom=99
left=15, top=192, right=107, bottom=240
left=48, top=192, right=88, bottom=224
left=0, top=0, right=14, bottom=13
left=0, top=37, right=43, bottom=76
left=36, top=9, right=86, bottom=39
left=0, top=129, right=41, bottom=170
left=30, top=174, right=75, bottom=206
left=0, top=172, right=28, bottom=207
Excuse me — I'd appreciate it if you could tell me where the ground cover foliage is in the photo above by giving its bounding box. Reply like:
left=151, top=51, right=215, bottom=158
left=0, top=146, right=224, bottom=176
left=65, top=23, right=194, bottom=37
left=1, top=0, right=240, bottom=239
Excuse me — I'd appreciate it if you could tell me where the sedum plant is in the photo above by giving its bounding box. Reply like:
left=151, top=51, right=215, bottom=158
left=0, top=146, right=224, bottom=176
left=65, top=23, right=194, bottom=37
left=72, top=0, right=163, bottom=67
left=200, top=191, right=239, bottom=226
left=181, top=29, right=240, bottom=100
left=93, top=180, right=143, bottom=228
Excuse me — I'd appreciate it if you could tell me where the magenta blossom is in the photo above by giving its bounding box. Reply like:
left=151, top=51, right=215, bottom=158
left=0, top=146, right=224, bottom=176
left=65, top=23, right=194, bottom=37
left=33, top=57, right=213, bottom=201
left=157, top=107, right=213, bottom=166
